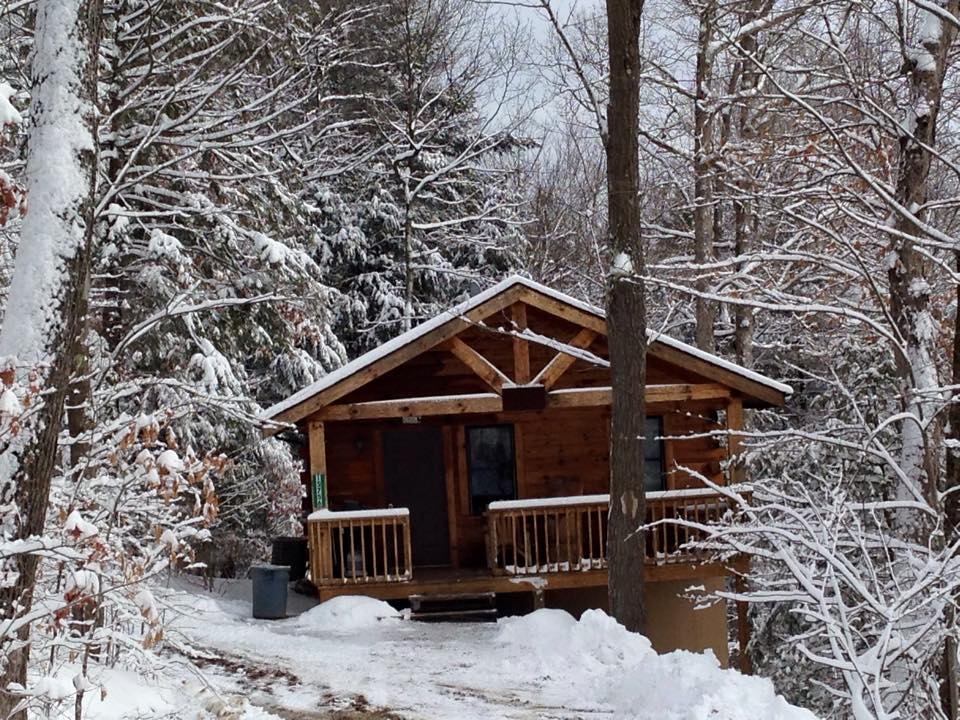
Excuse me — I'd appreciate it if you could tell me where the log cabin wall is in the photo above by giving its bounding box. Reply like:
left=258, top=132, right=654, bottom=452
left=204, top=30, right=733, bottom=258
left=309, top=398, right=730, bottom=570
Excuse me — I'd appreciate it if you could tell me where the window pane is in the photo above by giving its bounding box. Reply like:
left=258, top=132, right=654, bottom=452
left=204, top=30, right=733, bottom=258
left=644, top=417, right=665, bottom=492
left=467, top=425, right=516, bottom=514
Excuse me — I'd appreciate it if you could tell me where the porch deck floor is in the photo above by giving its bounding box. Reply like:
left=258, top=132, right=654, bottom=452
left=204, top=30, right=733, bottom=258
left=314, top=561, right=736, bottom=602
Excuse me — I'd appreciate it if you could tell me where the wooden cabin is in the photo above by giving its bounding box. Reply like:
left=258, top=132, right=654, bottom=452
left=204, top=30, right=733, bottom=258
left=262, top=276, right=791, bottom=665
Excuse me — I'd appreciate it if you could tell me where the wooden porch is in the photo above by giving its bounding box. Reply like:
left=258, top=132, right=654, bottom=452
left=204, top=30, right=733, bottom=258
left=306, top=487, right=747, bottom=602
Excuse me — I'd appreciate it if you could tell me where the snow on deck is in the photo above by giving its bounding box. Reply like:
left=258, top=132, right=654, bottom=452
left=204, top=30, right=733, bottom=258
left=262, top=275, right=793, bottom=422
left=489, top=494, right=610, bottom=510
left=308, top=507, right=409, bottom=521
left=488, top=487, right=738, bottom=511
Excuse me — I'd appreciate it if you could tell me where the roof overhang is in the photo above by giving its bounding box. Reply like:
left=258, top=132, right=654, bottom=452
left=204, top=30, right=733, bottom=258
left=261, top=275, right=792, bottom=432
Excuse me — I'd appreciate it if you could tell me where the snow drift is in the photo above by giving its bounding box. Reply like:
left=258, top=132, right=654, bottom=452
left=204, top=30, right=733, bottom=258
left=497, top=608, right=817, bottom=720
left=291, top=595, right=402, bottom=631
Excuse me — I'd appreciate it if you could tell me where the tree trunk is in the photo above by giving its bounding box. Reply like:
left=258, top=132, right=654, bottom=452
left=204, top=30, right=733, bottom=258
left=604, top=0, right=647, bottom=635
left=885, top=3, right=959, bottom=715
left=944, top=250, right=960, bottom=719
left=888, top=2, right=957, bottom=534
left=731, top=0, right=764, bottom=369
left=403, top=202, right=414, bottom=333
left=693, top=0, right=716, bottom=354
left=0, top=0, right=101, bottom=715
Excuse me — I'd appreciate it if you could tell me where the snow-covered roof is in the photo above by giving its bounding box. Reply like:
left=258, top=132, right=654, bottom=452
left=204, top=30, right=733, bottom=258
left=262, top=275, right=792, bottom=424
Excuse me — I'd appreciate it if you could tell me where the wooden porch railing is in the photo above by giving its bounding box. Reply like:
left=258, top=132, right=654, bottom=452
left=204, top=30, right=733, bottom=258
left=307, top=508, right=413, bottom=586
left=485, top=495, right=609, bottom=575
left=485, top=488, right=745, bottom=576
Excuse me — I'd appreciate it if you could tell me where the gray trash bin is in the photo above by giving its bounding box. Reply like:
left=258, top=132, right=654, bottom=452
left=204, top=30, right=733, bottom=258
left=250, top=564, right=289, bottom=619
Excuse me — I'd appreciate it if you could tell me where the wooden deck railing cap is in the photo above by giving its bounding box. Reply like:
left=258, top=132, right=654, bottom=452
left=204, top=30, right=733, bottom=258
left=308, top=507, right=410, bottom=521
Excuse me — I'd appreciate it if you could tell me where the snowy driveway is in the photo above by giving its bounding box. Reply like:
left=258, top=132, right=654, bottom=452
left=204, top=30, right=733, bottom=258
left=175, top=594, right=599, bottom=719
left=170, top=586, right=816, bottom=720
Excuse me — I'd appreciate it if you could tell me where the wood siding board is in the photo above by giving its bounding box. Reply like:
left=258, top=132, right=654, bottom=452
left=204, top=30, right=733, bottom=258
left=373, top=429, right=385, bottom=506
left=515, top=422, right=527, bottom=498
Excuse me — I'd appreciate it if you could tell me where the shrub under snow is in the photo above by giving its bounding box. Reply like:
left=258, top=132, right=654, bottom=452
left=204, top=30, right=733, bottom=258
left=291, top=595, right=402, bottom=631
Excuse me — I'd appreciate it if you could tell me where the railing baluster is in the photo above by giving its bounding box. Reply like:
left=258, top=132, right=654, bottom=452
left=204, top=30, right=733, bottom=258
left=522, top=511, right=530, bottom=574
left=575, top=506, right=583, bottom=570
left=586, top=507, right=594, bottom=568
left=532, top=511, right=539, bottom=572
left=511, top=513, right=517, bottom=572
left=555, top=510, right=561, bottom=571
left=369, top=519, right=378, bottom=580
left=380, top=521, right=387, bottom=581
left=392, top=518, right=399, bottom=579
left=597, top=506, right=605, bottom=566
left=403, top=516, right=413, bottom=578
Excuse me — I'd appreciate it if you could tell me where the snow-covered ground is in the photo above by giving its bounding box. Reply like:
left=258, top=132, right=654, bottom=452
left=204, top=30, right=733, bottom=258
left=31, top=578, right=816, bottom=719
left=166, top=579, right=813, bottom=720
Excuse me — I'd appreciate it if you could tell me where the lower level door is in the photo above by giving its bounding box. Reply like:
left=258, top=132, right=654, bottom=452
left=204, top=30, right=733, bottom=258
left=382, top=427, right=451, bottom=567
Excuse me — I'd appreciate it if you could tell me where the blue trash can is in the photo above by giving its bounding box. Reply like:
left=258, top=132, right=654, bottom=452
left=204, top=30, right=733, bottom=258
left=250, top=564, right=290, bottom=619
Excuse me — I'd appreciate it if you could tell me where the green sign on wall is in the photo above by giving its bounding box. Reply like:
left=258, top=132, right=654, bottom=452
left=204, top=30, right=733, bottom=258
left=311, top=473, right=327, bottom=510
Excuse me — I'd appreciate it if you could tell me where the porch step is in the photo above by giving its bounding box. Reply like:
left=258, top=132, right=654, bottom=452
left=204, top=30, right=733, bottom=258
left=408, top=592, right=497, bottom=623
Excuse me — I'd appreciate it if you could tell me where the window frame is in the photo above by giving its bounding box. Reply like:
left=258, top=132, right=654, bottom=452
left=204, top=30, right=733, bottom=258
left=644, top=415, right=666, bottom=492
left=465, top=424, right=517, bottom=515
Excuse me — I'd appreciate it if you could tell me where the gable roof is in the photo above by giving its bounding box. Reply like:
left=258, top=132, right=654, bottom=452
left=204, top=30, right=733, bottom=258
left=263, top=275, right=792, bottom=426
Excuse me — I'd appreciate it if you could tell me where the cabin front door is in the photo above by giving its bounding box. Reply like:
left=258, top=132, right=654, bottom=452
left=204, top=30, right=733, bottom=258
left=382, top=427, right=450, bottom=567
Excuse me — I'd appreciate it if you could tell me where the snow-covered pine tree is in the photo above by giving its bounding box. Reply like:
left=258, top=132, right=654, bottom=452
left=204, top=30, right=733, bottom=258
left=80, top=0, right=365, bottom=563
left=310, top=0, right=528, bottom=355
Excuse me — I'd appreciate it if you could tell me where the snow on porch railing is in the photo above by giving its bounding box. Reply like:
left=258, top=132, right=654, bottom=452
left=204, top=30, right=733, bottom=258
left=485, top=488, right=747, bottom=576
left=307, top=508, right=413, bottom=586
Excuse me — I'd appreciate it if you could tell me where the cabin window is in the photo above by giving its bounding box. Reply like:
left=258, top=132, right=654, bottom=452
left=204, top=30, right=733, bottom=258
left=645, top=416, right=666, bottom=492
left=466, top=425, right=516, bottom=514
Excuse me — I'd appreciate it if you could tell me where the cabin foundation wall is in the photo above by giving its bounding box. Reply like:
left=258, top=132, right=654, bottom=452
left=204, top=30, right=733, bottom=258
left=643, top=577, right=729, bottom=667
left=541, top=578, right=728, bottom=666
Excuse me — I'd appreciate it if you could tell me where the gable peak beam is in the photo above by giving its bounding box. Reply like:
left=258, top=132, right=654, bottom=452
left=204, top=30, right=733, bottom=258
left=515, top=286, right=606, bottom=335
left=445, top=337, right=511, bottom=394
left=532, top=328, right=599, bottom=389
left=313, top=383, right=730, bottom=420
left=510, top=302, right=531, bottom=384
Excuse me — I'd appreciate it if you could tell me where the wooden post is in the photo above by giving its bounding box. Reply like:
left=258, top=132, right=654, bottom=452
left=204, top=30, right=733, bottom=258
left=726, top=397, right=745, bottom=485
left=511, top=303, right=530, bottom=384
left=532, top=587, right=545, bottom=610
left=735, top=571, right=753, bottom=674
left=308, top=420, right=328, bottom=510
left=307, top=420, right=330, bottom=585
